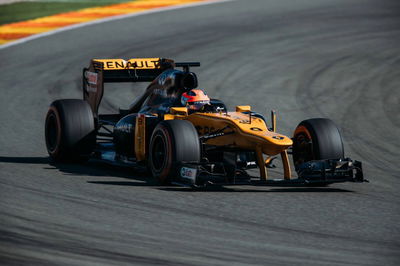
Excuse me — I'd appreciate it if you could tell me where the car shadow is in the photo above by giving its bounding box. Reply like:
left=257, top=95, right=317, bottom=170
left=158, top=186, right=354, bottom=193
left=0, top=156, right=355, bottom=192
left=0, top=155, right=158, bottom=186
left=0, top=156, right=50, bottom=164
left=87, top=180, right=159, bottom=186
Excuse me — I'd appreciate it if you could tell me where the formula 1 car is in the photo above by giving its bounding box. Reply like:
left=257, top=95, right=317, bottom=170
left=44, top=58, right=365, bottom=187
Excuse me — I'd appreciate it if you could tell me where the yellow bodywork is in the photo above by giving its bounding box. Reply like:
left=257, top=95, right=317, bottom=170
left=135, top=114, right=146, bottom=161
left=93, top=58, right=163, bottom=70
left=186, top=112, right=292, bottom=155
left=160, top=105, right=293, bottom=180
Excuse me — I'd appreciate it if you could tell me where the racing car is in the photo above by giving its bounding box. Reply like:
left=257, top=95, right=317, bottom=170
left=44, top=58, right=364, bottom=187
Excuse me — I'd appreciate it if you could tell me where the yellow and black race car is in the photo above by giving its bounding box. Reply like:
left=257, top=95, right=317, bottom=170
left=45, top=58, right=364, bottom=187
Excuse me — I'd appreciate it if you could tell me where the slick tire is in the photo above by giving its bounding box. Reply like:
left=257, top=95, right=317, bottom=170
left=149, top=120, right=201, bottom=184
left=45, top=99, right=96, bottom=162
left=292, top=118, right=344, bottom=169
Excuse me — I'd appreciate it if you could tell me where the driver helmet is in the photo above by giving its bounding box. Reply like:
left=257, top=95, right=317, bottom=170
left=181, top=89, right=210, bottom=110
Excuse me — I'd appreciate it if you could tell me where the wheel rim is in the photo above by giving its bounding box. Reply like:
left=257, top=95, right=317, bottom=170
left=293, top=132, right=314, bottom=167
left=46, top=112, right=59, bottom=152
left=151, top=134, right=167, bottom=171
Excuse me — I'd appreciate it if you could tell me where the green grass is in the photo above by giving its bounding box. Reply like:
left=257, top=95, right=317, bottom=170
left=0, top=0, right=134, bottom=25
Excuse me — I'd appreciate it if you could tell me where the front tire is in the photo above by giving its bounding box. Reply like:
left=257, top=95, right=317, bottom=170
left=292, top=118, right=344, bottom=169
left=149, top=120, right=201, bottom=184
left=45, top=99, right=96, bottom=162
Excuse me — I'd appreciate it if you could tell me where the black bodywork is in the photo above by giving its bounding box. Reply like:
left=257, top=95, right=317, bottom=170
left=91, top=63, right=202, bottom=163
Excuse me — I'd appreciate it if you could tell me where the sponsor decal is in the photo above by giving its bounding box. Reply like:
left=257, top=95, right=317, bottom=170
left=158, top=72, right=168, bottom=85
left=126, top=59, right=160, bottom=69
left=85, top=71, right=98, bottom=85
left=272, top=135, right=285, bottom=140
left=195, top=126, right=216, bottom=135
left=96, top=58, right=161, bottom=70
left=85, top=84, right=97, bottom=93
left=84, top=71, right=98, bottom=93
left=247, top=161, right=257, bottom=167
left=153, top=88, right=168, bottom=97
left=250, top=127, right=262, bottom=131
left=180, top=167, right=197, bottom=181
left=116, top=122, right=133, bottom=134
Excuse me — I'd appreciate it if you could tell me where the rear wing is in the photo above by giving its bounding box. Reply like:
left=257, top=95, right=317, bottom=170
left=83, top=58, right=199, bottom=117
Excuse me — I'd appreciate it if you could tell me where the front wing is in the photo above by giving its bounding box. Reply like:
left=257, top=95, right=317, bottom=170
left=175, top=158, right=365, bottom=187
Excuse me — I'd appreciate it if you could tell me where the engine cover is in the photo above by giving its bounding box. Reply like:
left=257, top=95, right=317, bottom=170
left=113, top=114, right=137, bottom=157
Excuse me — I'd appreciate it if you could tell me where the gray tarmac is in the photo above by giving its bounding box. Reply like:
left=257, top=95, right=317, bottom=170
left=0, top=0, right=399, bottom=265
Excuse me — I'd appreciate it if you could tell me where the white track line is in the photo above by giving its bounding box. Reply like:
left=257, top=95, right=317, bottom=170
left=0, top=0, right=232, bottom=50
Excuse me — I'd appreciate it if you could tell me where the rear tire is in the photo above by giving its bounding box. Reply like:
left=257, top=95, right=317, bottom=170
left=45, top=99, right=96, bottom=162
left=292, top=118, right=344, bottom=169
left=149, top=120, right=201, bottom=184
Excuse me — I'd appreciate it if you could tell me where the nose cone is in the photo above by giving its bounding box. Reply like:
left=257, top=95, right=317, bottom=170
left=259, top=133, right=292, bottom=156
left=264, top=134, right=293, bottom=146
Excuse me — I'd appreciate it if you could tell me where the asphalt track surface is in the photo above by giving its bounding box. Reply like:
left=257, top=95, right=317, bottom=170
left=1, top=0, right=400, bottom=265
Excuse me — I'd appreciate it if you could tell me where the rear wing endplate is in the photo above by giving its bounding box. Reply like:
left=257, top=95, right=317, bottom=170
left=83, top=58, right=175, bottom=116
